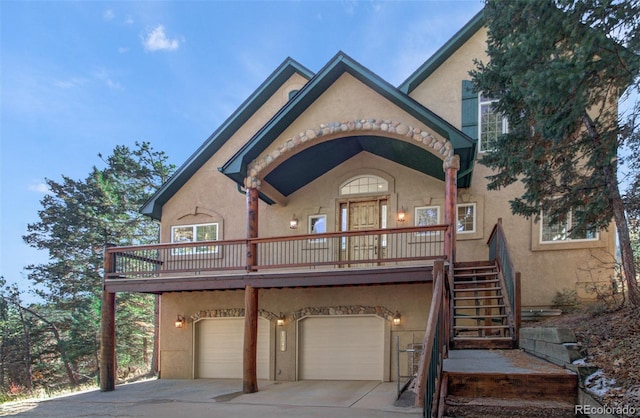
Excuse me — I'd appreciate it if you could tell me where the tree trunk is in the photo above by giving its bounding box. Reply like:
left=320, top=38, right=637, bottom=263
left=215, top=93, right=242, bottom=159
left=583, top=112, right=640, bottom=306
left=20, top=305, right=78, bottom=386
left=612, top=193, right=640, bottom=305
left=16, top=305, right=33, bottom=390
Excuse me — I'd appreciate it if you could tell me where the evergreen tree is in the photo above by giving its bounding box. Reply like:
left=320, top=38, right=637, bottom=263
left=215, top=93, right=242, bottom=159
left=21, top=142, right=174, bottom=387
left=471, top=0, right=640, bottom=305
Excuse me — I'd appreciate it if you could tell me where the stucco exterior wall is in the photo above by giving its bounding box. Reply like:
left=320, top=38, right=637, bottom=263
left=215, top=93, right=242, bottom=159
left=159, top=283, right=432, bottom=381
left=160, top=73, right=308, bottom=243
left=407, top=26, right=616, bottom=307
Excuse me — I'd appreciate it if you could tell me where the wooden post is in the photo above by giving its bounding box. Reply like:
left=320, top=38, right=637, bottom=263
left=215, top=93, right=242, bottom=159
left=243, top=186, right=259, bottom=393
left=243, top=285, right=259, bottom=393
left=443, top=155, right=460, bottom=266
left=514, top=272, right=522, bottom=347
left=100, top=245, right=116, bottom=392
left=246, top=187, right=259, bottom=272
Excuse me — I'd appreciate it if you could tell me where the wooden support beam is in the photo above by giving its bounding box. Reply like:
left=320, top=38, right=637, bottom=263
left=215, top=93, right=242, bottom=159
left=100, top=245, right=116, bottom=392
left=246, top=187, right=259, bottom=272
left=243, top=187, right=259, bottom=393
left=243, top=284, right=259, bottom=393
left=100, top=290, right=116, bottom=392
left=444, top=156, right=460, bottom=265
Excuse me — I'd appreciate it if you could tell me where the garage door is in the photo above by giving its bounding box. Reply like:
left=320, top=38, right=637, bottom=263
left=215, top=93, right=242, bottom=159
left=196, top=318, right=269, bottom=379
left=298, top=316, right=384, bottom=380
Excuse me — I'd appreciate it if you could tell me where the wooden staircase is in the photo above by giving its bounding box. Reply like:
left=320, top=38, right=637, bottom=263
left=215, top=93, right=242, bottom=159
left=451, top=261, right=515, bottom=349
left=438, top=260, right=577, bottom=417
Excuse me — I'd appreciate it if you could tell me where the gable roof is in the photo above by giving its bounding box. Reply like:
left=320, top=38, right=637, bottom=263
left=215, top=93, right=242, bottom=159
left=220, top=51, right=476, bottom=199
left=399, top=10, right=485, bottom=94
left=140, top=58, right=314, bottom=220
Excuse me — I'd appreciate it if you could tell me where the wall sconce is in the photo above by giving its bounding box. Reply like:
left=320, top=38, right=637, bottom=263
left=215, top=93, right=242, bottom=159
left=175, top=315, right=185, bottom=328
left=289, top=214, right=299, bottom=229
left=396, top=207, right=406, bottom=223
left=276, top=313, right=285, bottom=326
left=393, top=311, right=401, bottom=326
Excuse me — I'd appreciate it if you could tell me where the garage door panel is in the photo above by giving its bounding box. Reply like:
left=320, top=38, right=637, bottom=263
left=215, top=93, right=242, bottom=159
left=196, top=318, right=269, bottom=379
left=299, top=316, right=383, bottom=381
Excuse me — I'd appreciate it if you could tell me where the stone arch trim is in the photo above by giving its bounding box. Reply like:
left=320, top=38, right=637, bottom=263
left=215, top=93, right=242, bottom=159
left=291, top=305, right=396, bottom=322
left=244, top=119, right=456, bottom=189
left=188, top=308, right=278, bottom=323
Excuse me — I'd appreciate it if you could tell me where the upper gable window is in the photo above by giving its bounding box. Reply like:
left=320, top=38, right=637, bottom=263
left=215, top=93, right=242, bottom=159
left=479, top=95, right=508, bottom=153
left=340, top=175, right=388, bottom=195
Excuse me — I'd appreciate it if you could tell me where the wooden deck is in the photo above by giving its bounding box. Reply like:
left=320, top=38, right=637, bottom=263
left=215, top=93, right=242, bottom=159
left=103, top=263, right=436, bottom=293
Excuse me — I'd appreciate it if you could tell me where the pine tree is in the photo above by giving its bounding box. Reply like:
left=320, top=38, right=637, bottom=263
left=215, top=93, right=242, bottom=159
left=22, top=142, right=174, bottom=387
left=471, top=0, right=640, bottom=305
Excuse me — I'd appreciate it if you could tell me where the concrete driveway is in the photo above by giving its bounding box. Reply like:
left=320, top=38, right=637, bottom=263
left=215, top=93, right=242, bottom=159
left=0, top=379, right=422, bottom=417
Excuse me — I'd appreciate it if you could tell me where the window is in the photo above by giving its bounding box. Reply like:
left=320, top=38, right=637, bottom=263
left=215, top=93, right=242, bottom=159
left=308, top=215, right=326, bottom=243
left=457, top=203, right=476, bottom=233
left=340, top=175, right=388, bottom=195
left=171, top=223, right=219, bottom=255
left=479, top=96, right=508, bottom=152
left=540, top=209, right=597, bottom=242
left=309, top=215, right=326, bottom=234
left=415, top=206, right=440, bottom=227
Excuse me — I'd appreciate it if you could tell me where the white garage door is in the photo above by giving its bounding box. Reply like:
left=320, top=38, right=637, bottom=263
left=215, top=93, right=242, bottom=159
left=298, top=316, right=384, bottom=380
left=196, top=318, right=269, bottom=379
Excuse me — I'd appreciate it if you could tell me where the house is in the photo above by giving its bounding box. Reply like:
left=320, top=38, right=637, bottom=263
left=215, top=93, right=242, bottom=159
left=99, top=10, right=615, bottom=394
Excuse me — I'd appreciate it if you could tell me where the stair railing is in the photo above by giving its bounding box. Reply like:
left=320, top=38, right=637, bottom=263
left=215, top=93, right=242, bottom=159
left=414, top=259, right=451, bottom=417
left=487, top=218, right=522, bottom=345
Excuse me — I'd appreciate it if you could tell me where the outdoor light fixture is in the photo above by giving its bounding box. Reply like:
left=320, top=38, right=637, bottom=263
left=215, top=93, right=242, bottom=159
left=175, top=315, right=185, bottom=328
left=289, top=214, right=299, bottom=229
left=396, top=207, right=406, bottom=223
left=393, top=311, right=401, bottom=326
left=276, top=313, right=285, bottom=326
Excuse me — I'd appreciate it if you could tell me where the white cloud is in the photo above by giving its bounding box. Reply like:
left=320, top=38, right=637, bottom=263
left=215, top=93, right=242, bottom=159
left=118, top=47, right=130, bottom=54
left=124, top=15, right=134, bottom=25
left=28, top=182, right=50, bottom=194
left=142, top=25, right=180, bottom=52
left=103, top=9, right=115, bottom=21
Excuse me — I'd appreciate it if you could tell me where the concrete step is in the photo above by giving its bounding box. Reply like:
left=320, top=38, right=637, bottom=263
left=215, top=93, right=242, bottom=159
left=444, top=350, right=578, bottom=402
left=443, top=396, right=575, bottom=417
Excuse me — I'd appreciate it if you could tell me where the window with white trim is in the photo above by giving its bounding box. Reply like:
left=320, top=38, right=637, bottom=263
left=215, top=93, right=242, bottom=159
left=171, top=223, right=219, bottom=255
left=415, top=206, right=440, bottom=227
left=479, top=95, right=508, bottom=152
left=540, top=209, right=597, bottom=242
left=457, top=203, right=476, bottom=233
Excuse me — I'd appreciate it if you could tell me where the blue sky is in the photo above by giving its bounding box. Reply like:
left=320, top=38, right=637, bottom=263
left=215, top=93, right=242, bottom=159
left=1, top=0, right=484, bottom=298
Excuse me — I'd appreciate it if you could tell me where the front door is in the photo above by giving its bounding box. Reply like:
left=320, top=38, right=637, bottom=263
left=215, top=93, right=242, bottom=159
left=339, top=198, right=387, bottom=263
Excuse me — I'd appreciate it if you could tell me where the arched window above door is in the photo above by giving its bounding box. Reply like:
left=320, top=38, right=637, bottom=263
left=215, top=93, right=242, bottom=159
left=340, top=175, right=388, bottom=195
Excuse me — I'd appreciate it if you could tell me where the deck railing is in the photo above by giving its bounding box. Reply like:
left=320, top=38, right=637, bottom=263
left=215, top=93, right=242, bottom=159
left=105, top=225, right=448, bottom=279
left=487, top=218, right=522, bottom=344
left=414, top=259, right=450, bottom=416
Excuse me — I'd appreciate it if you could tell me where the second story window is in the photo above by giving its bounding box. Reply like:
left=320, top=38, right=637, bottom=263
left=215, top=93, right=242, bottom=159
left=479, top=95, right=508, bottom=153
left=540, top=209, right=597, bottom=243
